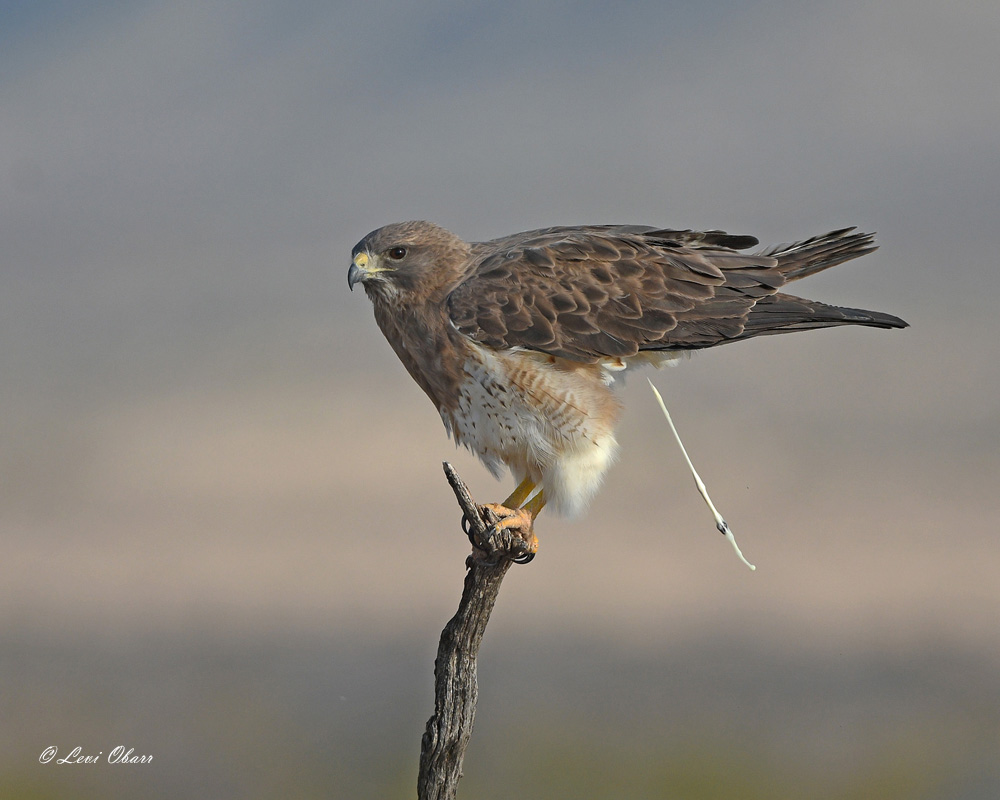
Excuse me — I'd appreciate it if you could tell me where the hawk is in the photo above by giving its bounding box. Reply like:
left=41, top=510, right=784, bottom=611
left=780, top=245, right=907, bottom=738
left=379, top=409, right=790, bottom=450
left=348, top=221, right=906, bottom=543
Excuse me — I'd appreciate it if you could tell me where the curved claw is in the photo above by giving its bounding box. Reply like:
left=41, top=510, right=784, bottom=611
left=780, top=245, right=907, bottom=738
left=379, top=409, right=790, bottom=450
left=461, top=511, right=485, bottom=550
left=462, top=506, right=537, bottom=564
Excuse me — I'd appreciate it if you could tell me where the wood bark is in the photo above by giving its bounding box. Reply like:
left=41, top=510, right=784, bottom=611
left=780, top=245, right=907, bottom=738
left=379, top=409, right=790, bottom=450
left=416, top=463, right=534, bottom=800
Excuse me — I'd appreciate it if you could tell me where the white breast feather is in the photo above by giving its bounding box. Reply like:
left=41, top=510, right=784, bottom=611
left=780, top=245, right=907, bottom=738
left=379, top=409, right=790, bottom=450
left=446, top=344, right=621, bottom=517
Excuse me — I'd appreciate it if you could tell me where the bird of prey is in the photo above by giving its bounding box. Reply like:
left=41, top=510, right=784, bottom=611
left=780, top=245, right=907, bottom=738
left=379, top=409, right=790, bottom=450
left=348, top=220, right=906, bottom=544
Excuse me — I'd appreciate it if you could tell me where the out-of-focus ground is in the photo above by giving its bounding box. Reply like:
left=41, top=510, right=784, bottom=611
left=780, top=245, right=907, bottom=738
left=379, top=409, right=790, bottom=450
left=2, top=629, right=998, bottom=799
left=4, top=321, right=998, bottom=799
left=3, top=1, right=999, bottom=797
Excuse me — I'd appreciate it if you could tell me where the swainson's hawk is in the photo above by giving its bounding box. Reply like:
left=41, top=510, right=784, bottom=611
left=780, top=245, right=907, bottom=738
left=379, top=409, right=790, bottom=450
left=348, top=221, right=906, bottom=540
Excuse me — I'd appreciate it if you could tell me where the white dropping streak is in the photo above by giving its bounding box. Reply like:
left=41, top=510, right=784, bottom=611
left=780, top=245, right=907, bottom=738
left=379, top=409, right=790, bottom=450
left=647, top=378, right=756, bottom=571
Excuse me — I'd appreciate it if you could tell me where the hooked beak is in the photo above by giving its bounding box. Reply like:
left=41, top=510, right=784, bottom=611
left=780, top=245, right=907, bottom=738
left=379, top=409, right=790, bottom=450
left=348, top=252, right=369, bottom=291
left=348, top=262, right=364, bottom=291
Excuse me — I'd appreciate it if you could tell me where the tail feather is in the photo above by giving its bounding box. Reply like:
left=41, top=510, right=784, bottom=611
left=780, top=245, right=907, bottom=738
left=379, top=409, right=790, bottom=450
left=641, top=225, right=907, bottom=350
left=740, top=292, right=908, bottom=339
left=758, top=227, right=879, bottom=281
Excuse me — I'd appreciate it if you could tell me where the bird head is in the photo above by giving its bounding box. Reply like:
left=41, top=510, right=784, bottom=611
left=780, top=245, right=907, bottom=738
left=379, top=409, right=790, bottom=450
left=348, top=220, right=471, bottom=302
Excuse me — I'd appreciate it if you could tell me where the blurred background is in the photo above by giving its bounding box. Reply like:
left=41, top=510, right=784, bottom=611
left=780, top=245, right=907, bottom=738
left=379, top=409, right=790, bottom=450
left=2, top=0, right=998, bottom=797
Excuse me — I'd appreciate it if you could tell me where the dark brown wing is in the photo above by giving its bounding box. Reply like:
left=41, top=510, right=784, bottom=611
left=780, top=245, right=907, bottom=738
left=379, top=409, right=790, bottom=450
left=446, top=225, right=904, bottom=363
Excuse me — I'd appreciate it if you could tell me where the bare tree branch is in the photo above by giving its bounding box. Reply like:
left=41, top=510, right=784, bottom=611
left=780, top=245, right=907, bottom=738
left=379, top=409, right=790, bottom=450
left=416, top=463, right=534, bottom=800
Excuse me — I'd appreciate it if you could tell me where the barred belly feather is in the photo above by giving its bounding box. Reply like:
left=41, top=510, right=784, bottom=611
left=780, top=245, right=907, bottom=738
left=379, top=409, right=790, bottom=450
left=442, top=342, right=621, bottom=517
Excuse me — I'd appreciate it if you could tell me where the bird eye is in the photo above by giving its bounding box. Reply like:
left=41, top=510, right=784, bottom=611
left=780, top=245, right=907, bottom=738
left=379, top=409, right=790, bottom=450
left=388, top=246, right=407, bottom=260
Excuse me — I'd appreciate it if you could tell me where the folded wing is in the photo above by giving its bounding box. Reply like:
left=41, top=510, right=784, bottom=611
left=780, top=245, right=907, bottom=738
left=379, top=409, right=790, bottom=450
left=447, top=225, right=905, bottom=362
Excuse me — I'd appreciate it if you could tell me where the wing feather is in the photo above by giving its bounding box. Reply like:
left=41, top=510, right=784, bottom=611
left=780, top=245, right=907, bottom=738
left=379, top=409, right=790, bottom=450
left=447, top=225, right=901, bottom=363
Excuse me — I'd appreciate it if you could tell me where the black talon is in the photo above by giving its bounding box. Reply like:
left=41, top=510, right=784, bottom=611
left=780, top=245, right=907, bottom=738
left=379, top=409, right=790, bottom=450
left=462, top=508, right=533, bottom=564
left=462, top=512, right=486, bottom=550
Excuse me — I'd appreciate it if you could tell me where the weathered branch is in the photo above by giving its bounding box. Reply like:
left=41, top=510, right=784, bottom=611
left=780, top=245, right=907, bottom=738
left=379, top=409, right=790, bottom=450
left=416, top=463, right=534, bottom=800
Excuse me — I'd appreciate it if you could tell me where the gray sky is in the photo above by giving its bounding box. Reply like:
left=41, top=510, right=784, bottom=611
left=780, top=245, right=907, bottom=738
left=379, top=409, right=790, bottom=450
left=2, top=0, right=998, bottom=653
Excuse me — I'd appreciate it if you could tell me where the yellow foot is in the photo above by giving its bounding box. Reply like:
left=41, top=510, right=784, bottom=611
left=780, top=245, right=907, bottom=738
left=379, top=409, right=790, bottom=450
left=480, top=503, right=539, bottom=563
